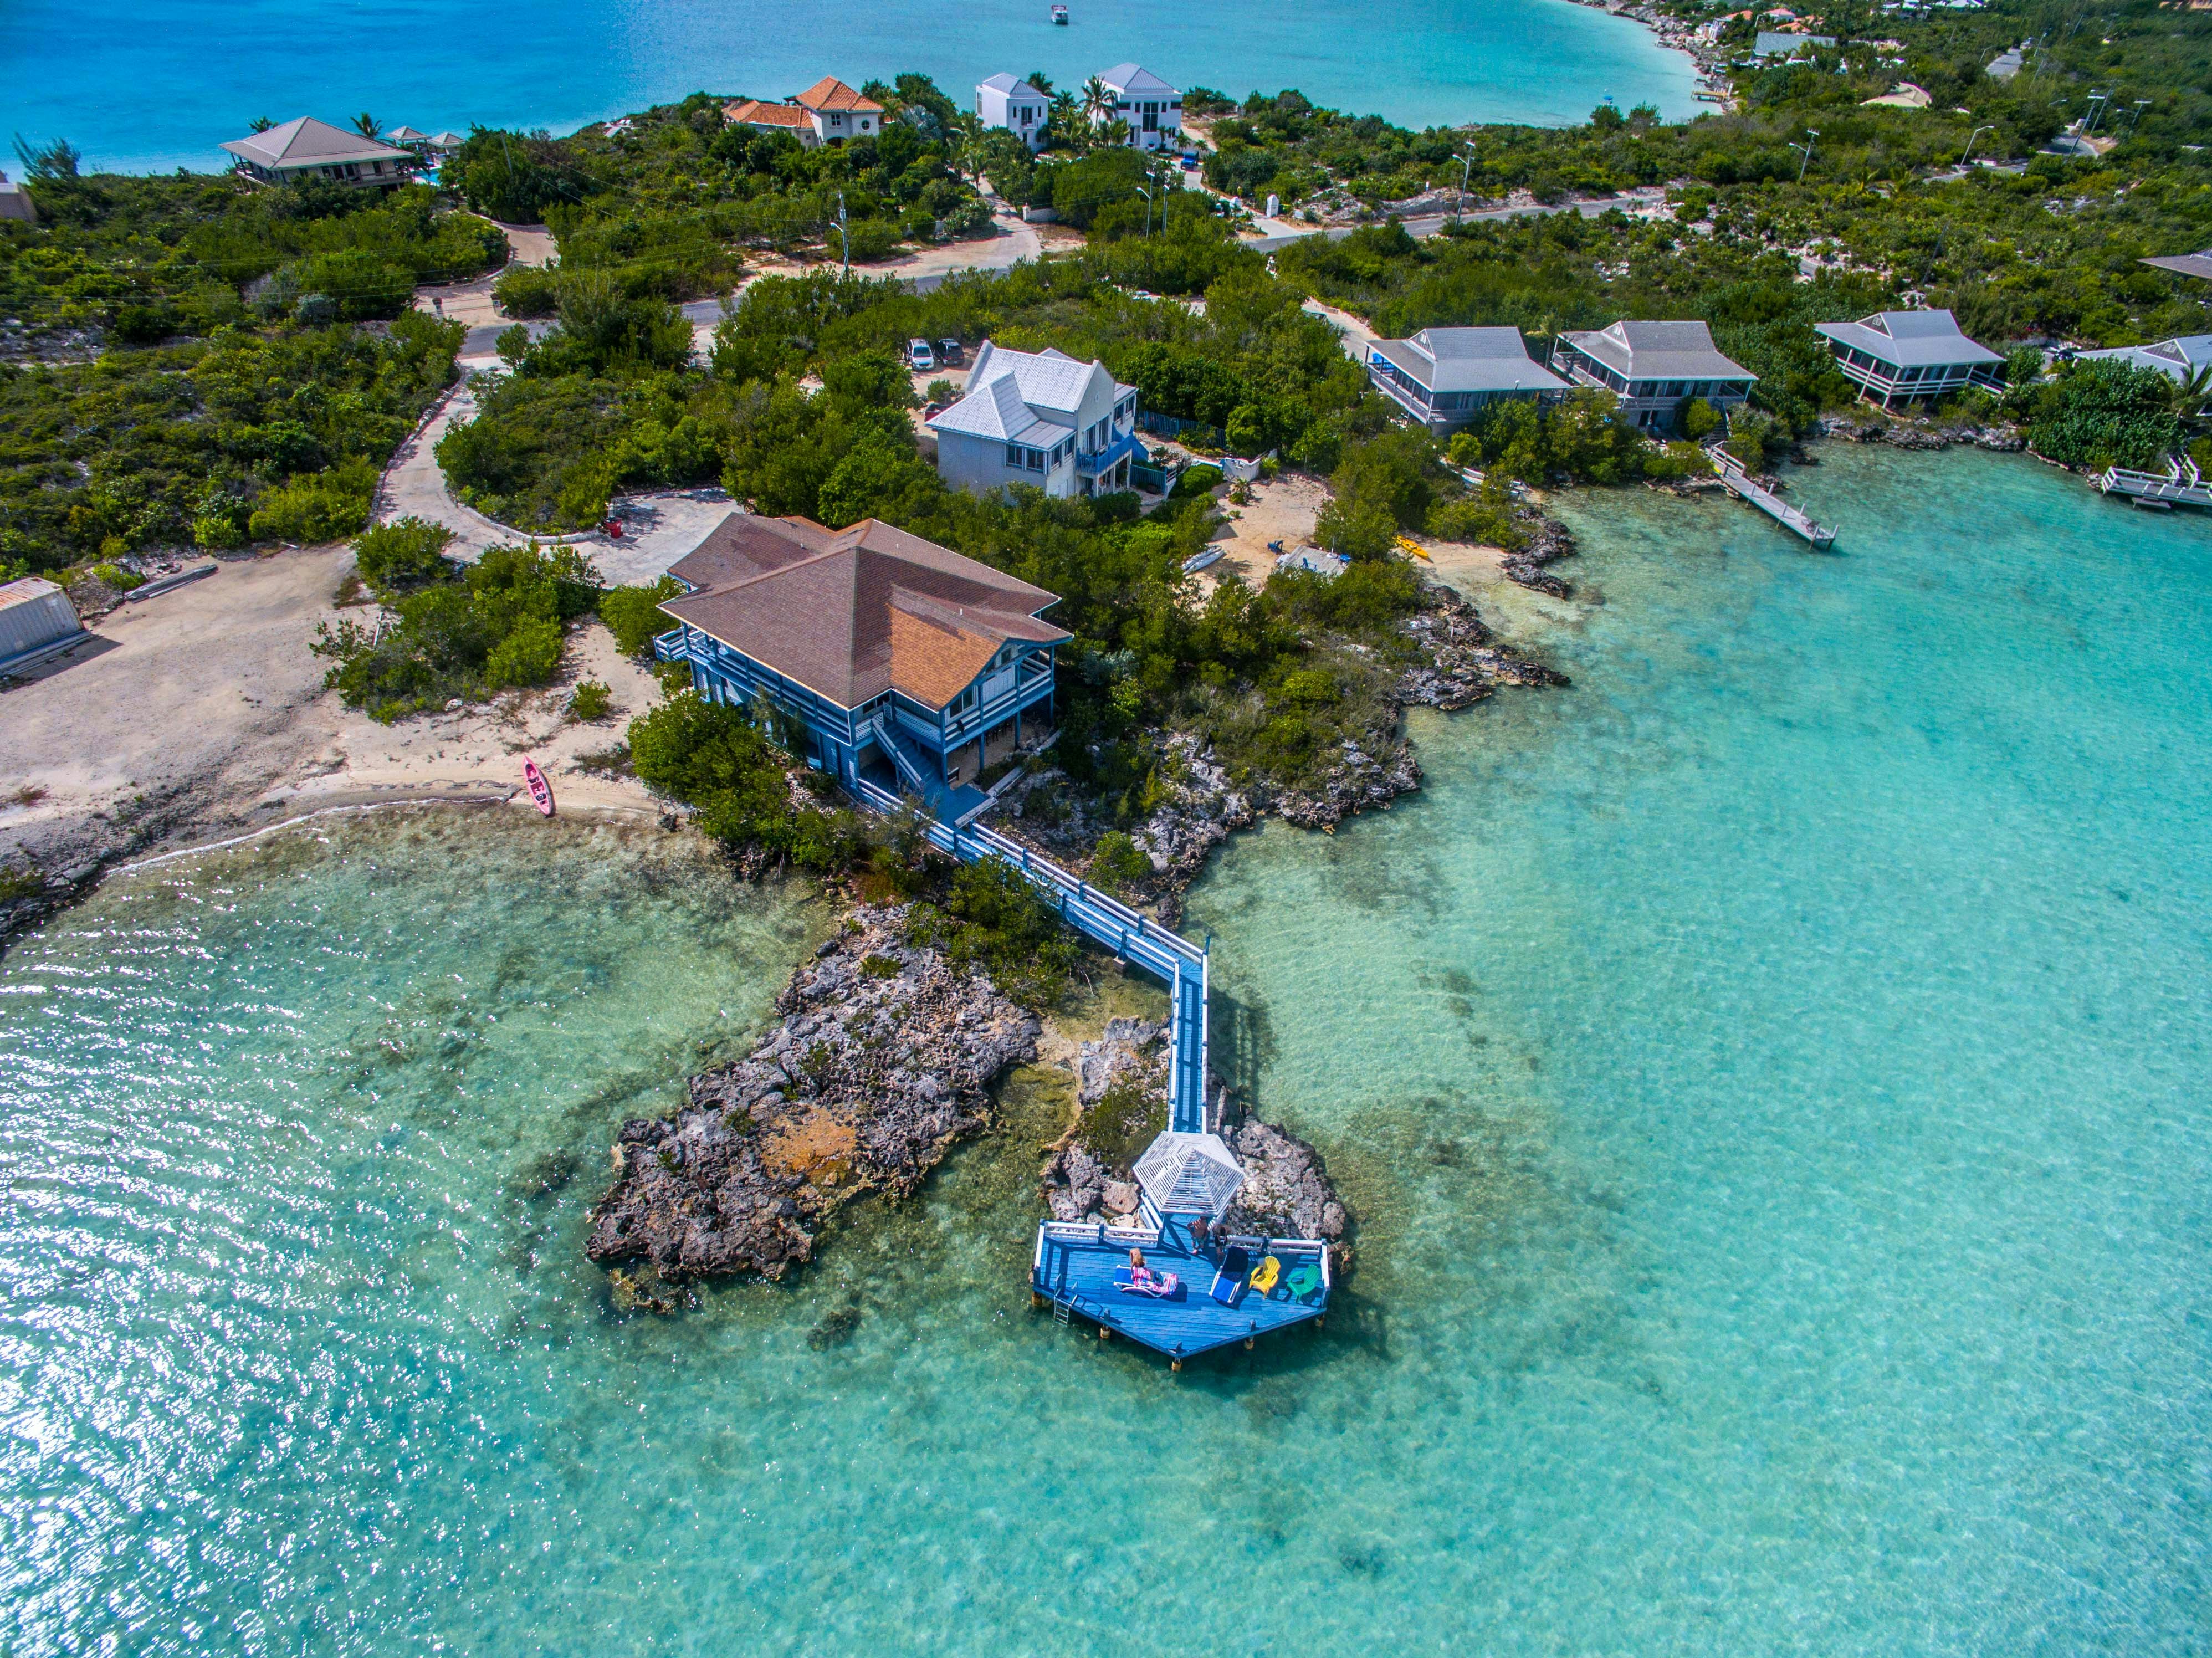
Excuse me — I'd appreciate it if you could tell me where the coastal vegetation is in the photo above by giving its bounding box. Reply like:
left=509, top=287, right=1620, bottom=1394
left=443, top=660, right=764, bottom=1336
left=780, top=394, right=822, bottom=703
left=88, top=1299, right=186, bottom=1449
left=311, top=536, right=600, bottom=721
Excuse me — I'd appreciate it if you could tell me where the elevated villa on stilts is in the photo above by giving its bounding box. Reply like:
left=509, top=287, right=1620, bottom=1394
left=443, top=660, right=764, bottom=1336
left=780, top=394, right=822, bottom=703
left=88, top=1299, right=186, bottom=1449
left=654, top=511, right=1334, bottom=1366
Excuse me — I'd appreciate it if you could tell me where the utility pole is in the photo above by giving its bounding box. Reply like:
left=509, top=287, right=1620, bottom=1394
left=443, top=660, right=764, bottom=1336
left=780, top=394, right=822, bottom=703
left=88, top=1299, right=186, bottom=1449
left=1456, top=143, right=1475, bottom=224
left=835, top=190, right=850, bottom=279
left=2127, top=99, right=2150, bottom=134
left=1792, top=130, right=1820, bottom=183
left=2084, top=90, right=2109, bottom=132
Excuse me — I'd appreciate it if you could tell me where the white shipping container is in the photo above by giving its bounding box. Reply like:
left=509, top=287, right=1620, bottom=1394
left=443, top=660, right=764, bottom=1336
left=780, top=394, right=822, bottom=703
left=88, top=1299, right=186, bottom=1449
left=0, top=577, right=85, bottom=662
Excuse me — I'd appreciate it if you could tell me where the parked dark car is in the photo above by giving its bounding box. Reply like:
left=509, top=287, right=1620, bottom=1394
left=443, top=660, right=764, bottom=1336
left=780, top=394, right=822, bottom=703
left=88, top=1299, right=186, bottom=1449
left=935, top=338, right=964, bottom=367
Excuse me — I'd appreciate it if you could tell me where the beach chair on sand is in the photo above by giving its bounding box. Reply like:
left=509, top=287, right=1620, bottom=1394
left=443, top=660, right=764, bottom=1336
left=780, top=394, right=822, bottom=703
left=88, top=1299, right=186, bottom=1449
left=1114, top=1268, right=1181, bottom=1298
left=1210, top=1245, right=1251, bottom=1307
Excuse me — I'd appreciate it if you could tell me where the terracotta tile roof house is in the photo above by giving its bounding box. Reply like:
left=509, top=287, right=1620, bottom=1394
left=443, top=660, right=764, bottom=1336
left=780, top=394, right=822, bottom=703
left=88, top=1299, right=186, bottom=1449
left=654, top=513, right=1068, bottom=810
left=727, top=77, right=884, bottom=148
left=219, top=117, right=418, bottom=188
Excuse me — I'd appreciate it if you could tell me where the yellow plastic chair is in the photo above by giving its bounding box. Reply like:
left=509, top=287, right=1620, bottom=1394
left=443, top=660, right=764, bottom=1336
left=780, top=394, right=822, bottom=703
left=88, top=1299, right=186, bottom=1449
left=1249, top=1255, right=1281, bottom=1296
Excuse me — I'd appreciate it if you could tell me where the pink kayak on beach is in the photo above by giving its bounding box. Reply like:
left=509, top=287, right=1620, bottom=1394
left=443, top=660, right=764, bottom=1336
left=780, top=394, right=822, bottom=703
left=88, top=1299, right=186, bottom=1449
left=522, top=757, right=554, bottom=817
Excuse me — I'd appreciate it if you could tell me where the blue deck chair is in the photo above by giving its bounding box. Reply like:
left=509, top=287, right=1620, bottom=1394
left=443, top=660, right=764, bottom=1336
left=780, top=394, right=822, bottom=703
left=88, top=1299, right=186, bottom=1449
left=1210, top=1245, right=1252, bottom=1307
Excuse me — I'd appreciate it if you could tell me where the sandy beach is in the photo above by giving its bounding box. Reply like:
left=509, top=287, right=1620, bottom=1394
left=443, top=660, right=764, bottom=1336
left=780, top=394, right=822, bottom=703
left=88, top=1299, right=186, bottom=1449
left=0, top=546, right=671, bottom=910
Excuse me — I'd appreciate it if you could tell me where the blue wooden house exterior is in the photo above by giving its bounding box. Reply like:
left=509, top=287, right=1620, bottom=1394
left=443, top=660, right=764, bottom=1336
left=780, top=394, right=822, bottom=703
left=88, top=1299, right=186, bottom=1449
left=652, top=513, right=1069, bottom=819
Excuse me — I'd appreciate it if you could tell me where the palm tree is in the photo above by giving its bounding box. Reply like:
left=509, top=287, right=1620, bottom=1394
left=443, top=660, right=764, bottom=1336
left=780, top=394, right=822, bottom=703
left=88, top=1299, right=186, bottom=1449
left=249, top=116, right=274, bottom=134
left=2165, top=362, right=2212, bottom=427
left=352, top=112, right=381, bottom=139
left=1048, top=89, right=1083, bottom=152
left=1025, top=71, right=1055, bottom=97
left=1081, top=76, right=1117, bottom=131
left=946, top=111, right=986, bottom=190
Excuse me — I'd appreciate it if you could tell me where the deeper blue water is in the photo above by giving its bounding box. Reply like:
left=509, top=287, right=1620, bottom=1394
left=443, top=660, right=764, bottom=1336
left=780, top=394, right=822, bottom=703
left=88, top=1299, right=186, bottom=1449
left=2, top=447, right=2209, bottom=1654
left=2, top=0, right=1698, bottom=176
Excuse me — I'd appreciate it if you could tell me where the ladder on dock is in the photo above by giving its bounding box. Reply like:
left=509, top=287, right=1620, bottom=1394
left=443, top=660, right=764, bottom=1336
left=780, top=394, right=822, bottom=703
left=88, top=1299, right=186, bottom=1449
left=2095, top=454, right=2212, bottom=509
left=1709, top=450, right=1838, bottom=548
left=851, top=779, right=1211, bottom=1131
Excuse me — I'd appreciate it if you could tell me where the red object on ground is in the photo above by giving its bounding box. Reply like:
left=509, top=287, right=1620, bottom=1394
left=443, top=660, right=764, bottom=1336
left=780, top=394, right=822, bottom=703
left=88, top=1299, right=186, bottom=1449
left=522, top=757, right=554, bottom=816
left=603, top=520, right=623, bottom=538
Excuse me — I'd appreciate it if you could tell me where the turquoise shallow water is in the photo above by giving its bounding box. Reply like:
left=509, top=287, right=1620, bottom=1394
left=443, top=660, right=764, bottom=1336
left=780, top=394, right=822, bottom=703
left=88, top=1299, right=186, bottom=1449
left=4, top=447, right=2210, bottom=1654
left=3, top=0, right=1697, bottom=176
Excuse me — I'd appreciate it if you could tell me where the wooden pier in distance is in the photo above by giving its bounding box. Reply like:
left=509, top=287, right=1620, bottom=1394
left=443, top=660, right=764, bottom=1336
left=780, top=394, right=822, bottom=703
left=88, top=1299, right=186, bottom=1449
left=1711, top=449, right=1838, bottom=548
left=2095, top=455, right=2212, bottom=510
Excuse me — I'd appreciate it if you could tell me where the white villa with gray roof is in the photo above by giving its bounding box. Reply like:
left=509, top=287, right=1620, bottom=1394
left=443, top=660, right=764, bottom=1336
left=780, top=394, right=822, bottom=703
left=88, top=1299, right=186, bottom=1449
left=926, top=342, right=1141, bottom=498
left=977, top=74, right=1050, bottom=150
left=1812, top=309, right=2004, bottom=408
left=1367, top=327, right=1571, bottom=433
left=1553, top=320, right=1757, bottom=433
left=1096, top=64, right=1182, bottom=151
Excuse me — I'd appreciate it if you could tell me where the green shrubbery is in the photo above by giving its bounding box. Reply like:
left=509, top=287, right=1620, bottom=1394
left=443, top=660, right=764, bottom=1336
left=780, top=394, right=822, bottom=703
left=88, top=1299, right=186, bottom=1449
left=2025, top=359, right=2185, bottom=471
left=599, top=575, right=683, bottom=654
left=627, top=689, right=867, bottom=870
left=906, top=857, right=1081, bottom=1005
left=0, top=305, right=460, bottom=574
left=249, top=456, right=380, bottom=544
left=311, top=543, right=600, bottom=720
left=351, top=516, right=455, bottom=595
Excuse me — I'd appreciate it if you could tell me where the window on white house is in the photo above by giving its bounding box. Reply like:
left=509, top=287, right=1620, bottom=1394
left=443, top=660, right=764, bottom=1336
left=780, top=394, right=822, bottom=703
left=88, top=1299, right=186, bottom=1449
left=1026, top=448, right=1044, bottom=471
left=1006, top=444, right=1023, bottom=467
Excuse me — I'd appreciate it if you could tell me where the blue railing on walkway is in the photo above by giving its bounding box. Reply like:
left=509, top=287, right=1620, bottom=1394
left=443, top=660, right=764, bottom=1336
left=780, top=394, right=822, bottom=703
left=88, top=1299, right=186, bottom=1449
left=852, top=778, right=1210, bottom=1132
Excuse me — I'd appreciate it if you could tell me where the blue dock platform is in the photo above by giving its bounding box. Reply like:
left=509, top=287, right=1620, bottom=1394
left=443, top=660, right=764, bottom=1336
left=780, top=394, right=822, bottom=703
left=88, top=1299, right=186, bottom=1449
left=1032, top=1216, right=1331, bottom=1367
left=848, top=777, right=1336, bottom=1368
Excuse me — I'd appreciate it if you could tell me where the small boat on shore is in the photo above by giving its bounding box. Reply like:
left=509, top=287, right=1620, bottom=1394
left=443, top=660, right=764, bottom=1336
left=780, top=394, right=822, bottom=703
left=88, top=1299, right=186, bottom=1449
left=522, top=758, right=554, bottom=816
left=1051, top=3, right=1069, bottom=21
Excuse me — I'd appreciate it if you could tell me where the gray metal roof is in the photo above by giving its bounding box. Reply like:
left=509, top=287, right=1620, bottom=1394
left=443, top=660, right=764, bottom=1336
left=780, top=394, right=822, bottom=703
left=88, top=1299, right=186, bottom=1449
left=220, top=117, right=415, bottom=171
left=926, top=341, right=1127, bottom=444
left=1561, top=320, right=1755, bottom=383
left=2076, top=334, right=2212, bottom=381
left=2142, top=249, right=2212, bottom=281
left=1372, top=326, right=1571, bottom=395
left=1812, top=309, right=2002, bottom=369
left=1755, top=30, right=1835, bottom=54
left=979, top=73, right=1046, bottom=99
left=1099, top=63, right=1178, bottom=95
left=1134, top=1131, right=1245, bottom=1218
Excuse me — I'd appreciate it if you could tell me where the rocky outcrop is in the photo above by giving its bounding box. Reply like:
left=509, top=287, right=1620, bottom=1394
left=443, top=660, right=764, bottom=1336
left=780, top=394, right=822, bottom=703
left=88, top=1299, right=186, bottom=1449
left=585, top=905, right=1039, bottom=1292
left=1400, top=585, right=1570, bottom=711
left=1038, top=1016, right=1350, bottom=1245
left=1220, top=1114, right=1347, bottom=1243
left=1817, top=414, right=2025, bottom=453
left=1502, top=511, right=1578, bottom=596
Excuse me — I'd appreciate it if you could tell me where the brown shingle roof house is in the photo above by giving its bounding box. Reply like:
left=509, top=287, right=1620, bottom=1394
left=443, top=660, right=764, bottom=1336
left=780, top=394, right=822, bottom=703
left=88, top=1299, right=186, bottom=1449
left=659, top=513, right=1068, bottom=711
left=656, top=513, right=1069, bottom=801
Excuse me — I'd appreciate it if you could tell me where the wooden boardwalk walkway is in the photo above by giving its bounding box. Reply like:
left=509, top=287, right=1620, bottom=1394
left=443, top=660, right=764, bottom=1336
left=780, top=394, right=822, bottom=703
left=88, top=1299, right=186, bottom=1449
left=2095, top=456, right=2212, bottom=509
left=851, top=779, right=1211, bottom=1132
left=1711, top=451, right=1838, bottom=547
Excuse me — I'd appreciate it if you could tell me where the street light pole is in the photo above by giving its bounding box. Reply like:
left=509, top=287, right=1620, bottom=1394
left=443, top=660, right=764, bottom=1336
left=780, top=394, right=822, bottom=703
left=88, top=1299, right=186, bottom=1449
left=1135, top=184, right=1154, bottom=236
left=835, top=190, right=850, bottom=279
left=1456, top=149, right=1474, bottom=224
left=1962, top=124, right=1993, bottom=165
left=1792, top=129, right=1820, bottom=182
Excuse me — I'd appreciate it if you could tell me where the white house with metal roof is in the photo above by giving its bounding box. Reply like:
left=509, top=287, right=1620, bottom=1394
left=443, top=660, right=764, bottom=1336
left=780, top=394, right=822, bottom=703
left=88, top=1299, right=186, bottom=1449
left=2074, top=333, right=2212, bottom=385
left=1366, top=326, right=1571, bottom=433
left=1095, top=64, right=1182, bottom=151
left=219, top=118, right=418, bottom=188
left=1812, top=309, right=2004, bottom=408
left=1553, top=320, right=1758, bottom=432
left=977, top=74, right=1051, bottom=151
left=926, top=341, right=1142, bottom=498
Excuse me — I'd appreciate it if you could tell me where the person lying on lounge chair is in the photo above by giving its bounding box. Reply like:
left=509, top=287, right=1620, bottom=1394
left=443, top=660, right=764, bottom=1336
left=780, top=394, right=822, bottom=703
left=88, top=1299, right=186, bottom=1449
left=1116, top=1249, right=1180, bottom=1297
